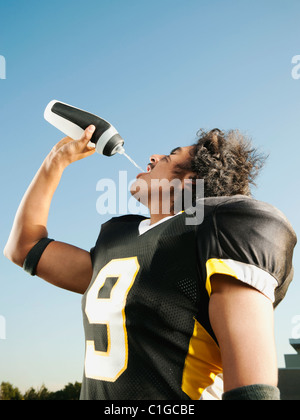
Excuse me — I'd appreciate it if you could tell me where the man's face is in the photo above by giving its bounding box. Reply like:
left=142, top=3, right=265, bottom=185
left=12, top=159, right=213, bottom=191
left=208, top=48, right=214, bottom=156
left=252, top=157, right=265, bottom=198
left=130, top=146, right=196, bottom=213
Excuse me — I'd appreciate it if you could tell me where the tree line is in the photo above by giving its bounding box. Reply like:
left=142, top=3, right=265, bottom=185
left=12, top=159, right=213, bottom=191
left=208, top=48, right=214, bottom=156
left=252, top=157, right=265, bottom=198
left=0, top=381, right=81, bottom=400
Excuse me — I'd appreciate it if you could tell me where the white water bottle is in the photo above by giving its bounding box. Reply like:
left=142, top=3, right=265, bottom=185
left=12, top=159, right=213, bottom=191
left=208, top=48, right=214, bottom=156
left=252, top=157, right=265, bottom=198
left=44, top=100, right=125, bottom=156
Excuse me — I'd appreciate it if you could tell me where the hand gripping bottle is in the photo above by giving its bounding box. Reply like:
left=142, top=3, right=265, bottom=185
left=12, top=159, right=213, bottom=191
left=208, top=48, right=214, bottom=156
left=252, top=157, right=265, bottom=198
left=44, top=100, right=125, bottom=156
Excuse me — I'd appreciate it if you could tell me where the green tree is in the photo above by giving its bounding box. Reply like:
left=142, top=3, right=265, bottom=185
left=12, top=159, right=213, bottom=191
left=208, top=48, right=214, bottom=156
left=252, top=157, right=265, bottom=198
left=48, top=382, right=81, bottom=400
left=0, top=381, right=81, bottom=400
left=23, top=385, right=50, bottom=400
left=0, top=382, right=22, bottom=400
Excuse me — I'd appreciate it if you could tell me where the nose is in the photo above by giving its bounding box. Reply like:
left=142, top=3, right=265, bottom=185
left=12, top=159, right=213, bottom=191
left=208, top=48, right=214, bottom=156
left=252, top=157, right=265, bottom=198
left=150, top=154, right=164, bottom=164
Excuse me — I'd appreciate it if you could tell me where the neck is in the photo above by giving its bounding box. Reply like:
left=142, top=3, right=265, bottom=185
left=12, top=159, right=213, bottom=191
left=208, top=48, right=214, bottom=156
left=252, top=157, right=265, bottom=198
left=149, top=212, right=175, bottom=225
left=148, top=198, right=176, bottom=225
left=148, top=194, right=183, bottom=225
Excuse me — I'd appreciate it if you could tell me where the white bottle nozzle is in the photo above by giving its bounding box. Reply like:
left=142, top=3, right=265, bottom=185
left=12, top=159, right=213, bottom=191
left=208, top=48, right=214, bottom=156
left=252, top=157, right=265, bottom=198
left=115, top=144, right=125, bottom=155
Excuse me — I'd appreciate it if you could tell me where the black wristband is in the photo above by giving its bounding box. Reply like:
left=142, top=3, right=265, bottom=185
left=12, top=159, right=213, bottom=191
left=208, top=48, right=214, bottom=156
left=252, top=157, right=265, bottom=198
left=222, top=384, right=280, bottom=400
left=23, top=238, right=55, bottom=276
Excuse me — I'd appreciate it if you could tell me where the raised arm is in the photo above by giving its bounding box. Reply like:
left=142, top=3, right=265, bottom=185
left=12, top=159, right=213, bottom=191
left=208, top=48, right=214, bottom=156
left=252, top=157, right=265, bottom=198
left=4, top=125, right=97, bottom=294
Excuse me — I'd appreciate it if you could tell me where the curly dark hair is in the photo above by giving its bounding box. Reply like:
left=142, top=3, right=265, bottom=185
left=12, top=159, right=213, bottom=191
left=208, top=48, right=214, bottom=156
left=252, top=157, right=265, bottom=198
left=177, top=128, right=267, bottom=198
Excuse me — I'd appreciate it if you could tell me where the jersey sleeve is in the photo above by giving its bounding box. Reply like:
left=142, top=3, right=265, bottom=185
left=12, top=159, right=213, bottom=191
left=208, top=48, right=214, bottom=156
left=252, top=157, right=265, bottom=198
left=198, top=197, right=297, bottom=307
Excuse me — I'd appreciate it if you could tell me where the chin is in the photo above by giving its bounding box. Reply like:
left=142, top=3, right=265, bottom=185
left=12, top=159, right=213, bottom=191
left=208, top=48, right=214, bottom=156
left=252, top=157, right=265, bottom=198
left=130, top=178, right=150, bottom=205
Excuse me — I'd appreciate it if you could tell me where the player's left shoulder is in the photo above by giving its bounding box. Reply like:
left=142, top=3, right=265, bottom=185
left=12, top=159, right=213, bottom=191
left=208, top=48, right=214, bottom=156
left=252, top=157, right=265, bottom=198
left=217, top=195, right=296, bottom=238
left=216, top=194, right=283, bottom=216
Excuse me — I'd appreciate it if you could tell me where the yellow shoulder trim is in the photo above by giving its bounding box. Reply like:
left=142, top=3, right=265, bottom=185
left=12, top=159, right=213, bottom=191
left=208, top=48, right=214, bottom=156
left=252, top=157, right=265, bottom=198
left=205, top=258, right=238, bottom=296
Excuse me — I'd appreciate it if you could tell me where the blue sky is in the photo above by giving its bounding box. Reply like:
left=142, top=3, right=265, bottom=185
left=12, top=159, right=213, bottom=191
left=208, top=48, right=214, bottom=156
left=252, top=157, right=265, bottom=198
left=0, top=0, right=299, bottom=392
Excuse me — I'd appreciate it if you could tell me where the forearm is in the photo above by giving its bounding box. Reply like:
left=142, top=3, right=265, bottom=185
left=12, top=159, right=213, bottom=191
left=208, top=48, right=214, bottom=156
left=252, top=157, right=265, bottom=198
left=4, top=126, right=96, bottom=294
left=4, top=153, right=65, bottom=265
left=4, top=125, right=96, bottom=269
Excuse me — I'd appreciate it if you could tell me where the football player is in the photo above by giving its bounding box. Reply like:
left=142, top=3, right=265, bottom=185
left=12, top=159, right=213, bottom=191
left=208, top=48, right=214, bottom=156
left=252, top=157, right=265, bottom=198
left=4, top=125, right=297, bottom=400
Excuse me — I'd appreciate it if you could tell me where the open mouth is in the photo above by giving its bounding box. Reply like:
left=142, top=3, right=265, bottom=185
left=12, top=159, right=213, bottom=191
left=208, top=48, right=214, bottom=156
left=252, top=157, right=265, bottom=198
left=136, top=163, right=154, bottom=179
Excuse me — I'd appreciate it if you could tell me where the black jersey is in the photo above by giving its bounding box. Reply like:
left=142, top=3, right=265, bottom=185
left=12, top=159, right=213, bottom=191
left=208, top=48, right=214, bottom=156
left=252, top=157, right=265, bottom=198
left=80, top=195, right=297, bottom=400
